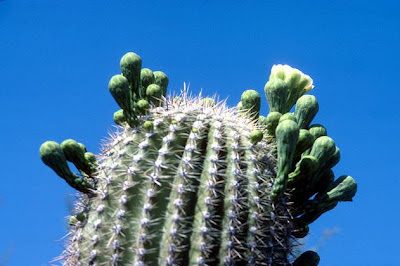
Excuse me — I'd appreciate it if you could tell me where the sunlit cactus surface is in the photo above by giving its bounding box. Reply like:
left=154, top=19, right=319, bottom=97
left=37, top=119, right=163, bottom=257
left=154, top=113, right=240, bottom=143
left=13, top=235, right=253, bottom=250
left=40, top=52, right=357, bottom=266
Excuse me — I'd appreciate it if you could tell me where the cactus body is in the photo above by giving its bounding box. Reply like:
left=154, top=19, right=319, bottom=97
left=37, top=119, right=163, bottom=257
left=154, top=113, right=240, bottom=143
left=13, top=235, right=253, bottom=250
left=40, top=53, right=357, bottom=265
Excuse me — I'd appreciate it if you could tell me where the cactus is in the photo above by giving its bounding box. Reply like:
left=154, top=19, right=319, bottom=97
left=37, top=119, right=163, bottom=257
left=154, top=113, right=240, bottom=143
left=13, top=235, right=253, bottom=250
left=40, top=53, right=357, bottom=265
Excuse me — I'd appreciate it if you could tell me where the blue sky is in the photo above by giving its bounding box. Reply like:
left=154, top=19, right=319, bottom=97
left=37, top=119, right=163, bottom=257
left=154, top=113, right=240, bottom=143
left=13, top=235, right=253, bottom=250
left=0, top=1, right=399, bottom=265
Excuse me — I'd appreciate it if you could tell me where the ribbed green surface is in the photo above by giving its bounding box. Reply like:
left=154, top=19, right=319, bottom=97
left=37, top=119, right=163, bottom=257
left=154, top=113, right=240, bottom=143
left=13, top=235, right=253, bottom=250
left=65, top=100, right=294, bottom=265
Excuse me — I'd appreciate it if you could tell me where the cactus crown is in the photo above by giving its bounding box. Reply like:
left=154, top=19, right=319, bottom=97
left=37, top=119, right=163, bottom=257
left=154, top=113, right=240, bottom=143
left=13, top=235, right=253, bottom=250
left=40, top=52, right=356, bottom=265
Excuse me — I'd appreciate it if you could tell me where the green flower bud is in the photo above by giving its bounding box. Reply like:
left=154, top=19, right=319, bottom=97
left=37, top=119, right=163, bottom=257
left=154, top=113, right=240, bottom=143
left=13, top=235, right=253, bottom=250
left=140, top=68, right=155, bottom=98
left=309, top=136, right=336, bottom=169
left=318, top=175, right=357, bottom=202
left=153, top=71, right=169, bottom=96
left=109, top=74, right=131, bottom=114
left=69, top=216, right=78, bottom=226
left=294, top=95, right=319, bottom=129
left=143, top=121, right=154, bottom=132
left=294, top=129, right=315, bottom=160
left=301, top=176, right=356, bottom=225
left=264, top=78, right=287, bottom=113
left=40, top=141, right=74, bottom=179
left=146, top=84, right=163, bottom=106
left=272, top=120, right=299, bottom=200
left=250, top=130, right=263, bottom=145
left=84, top=152, right=97, bottom=173
left=264, top=112, right=282, bottom=136
left=61, top=139, right=83, bottom=161
left=113, top=109, right=126, bottom=125
left=308, top=124, right=327, bottom=138
left=120, top=52, right=142, bottom=95
left=61, top=139, right=93, bottom=176
left=241, top=89, right=261, bottom=119
left=137, top=99, right=150, bottom=114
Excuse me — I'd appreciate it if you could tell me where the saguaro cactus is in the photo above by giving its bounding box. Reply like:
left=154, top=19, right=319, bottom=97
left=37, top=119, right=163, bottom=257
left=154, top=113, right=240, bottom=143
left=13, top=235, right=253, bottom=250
left=40, top=53, right=357, bottom=265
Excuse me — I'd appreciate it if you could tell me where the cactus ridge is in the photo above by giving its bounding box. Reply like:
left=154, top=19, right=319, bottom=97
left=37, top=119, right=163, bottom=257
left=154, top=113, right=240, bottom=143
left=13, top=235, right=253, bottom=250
left=40, top=52, right=357, bottom=266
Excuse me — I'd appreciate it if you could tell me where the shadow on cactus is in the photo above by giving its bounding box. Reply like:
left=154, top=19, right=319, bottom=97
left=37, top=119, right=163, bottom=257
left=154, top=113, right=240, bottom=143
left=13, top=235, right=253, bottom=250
left=40, top=52, right=356, bottom=265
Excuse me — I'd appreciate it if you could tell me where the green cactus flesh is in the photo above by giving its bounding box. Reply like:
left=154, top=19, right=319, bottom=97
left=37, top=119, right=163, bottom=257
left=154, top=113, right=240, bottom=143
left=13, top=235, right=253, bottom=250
left=40, top=52, right=357, bottom=265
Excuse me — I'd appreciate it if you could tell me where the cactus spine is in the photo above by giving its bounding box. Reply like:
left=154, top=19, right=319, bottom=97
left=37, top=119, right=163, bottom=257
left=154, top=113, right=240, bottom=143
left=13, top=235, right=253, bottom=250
left=40, top=54, right=357, bottom=265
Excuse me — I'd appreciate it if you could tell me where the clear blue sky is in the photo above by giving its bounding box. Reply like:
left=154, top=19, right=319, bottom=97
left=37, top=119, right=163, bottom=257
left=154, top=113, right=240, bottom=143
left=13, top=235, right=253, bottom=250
left=0, top=1, right=399, bottom=265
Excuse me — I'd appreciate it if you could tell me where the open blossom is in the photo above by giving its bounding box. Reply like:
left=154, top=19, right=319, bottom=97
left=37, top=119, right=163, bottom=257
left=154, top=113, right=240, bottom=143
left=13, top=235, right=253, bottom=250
left=270, top=64, right=314, bottom=93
